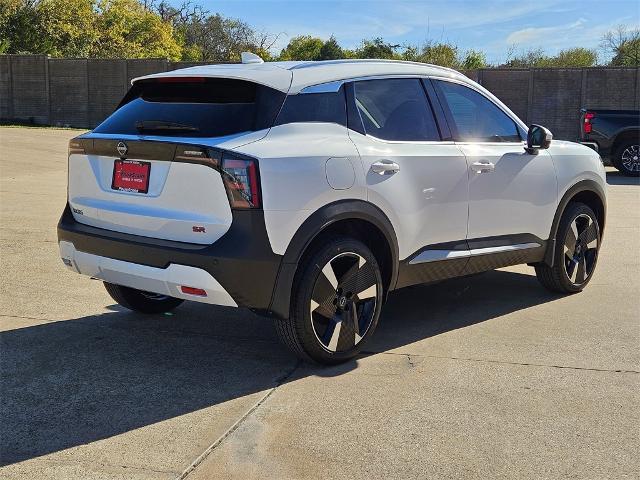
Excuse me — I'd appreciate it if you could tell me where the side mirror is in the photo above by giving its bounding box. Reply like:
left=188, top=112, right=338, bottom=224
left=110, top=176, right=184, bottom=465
left=526, top=124, right=552, bottom=154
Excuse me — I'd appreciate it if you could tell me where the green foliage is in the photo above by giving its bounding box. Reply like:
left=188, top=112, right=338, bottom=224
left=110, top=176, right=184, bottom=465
left=278, top=35, right=323, bottom=61
left=551, top=48, right=597, bottom=67
left=0, top=0, right=181, bottom=59
left=418, top=42, right=459, bottom=67
left=504, top=46, right=597, bottom=68
left=318, top=36, right=343, bottom=60
left=602, top=25, right=640, bottom=66
left=94, top=0, right=181, bottom=60
left=354, top=37, right=400, bottom=59
left=611, top=38, right=640, bottom=66
left=461, top=49, right=487, bottom=69
left=0, top=0, right=53, bottom=54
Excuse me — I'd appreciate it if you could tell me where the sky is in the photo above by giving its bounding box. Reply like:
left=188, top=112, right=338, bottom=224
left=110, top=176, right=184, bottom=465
left=183, top=0, right=640, bottom=63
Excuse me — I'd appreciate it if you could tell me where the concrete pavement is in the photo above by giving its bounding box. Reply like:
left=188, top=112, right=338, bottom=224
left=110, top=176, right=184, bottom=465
left=0, top=127, right=638, bottom=479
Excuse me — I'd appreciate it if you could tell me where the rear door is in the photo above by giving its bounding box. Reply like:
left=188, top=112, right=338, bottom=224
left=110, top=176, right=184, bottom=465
left=68, top=77, right=285, bottom=244
left=347, top=78, right=469, bottom=269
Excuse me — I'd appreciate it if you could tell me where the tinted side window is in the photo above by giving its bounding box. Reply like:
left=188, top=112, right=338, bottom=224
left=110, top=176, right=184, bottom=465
left=354, top=79, right=440, bottom=141
left=434, top=80, right=521, bottom=142
left=274, top=88, right=346, bottom=126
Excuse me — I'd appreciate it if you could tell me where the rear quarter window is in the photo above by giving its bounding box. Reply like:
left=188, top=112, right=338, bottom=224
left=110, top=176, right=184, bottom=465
left=274, top=87, right=347, bottom=127
left=93, top=78, right=286, bottom=138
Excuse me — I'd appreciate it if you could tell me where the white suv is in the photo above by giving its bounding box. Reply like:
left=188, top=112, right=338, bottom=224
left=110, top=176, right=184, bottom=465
left=58, top=57, right=607, bottom=364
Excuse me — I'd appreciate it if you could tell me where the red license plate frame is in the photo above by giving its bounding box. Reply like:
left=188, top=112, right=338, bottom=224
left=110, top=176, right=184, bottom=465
left=111, top=159, right=151, bottom=193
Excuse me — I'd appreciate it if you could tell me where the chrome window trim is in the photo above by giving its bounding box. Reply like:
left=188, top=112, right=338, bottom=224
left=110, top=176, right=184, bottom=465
left=298, top=73, right=528, bottom=143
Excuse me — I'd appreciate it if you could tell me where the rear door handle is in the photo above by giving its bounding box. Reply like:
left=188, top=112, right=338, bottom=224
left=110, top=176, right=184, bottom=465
left=371, top=160, right=400, bottom=175
left=470, top=161, right=495, bottom=173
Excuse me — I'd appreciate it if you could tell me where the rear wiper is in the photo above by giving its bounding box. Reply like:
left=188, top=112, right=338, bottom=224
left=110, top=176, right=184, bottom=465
left=135, top=120, right=200, bottom=132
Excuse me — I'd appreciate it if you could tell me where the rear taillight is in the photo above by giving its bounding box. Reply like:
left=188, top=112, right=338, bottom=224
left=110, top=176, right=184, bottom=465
left=583, top=111, right=595, bottom=134
left=221, top=156, right=261, bottom=209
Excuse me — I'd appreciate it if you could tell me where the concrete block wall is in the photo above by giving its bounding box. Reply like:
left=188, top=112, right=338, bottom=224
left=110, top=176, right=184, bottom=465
left=0, top=55, right=638, bottom=139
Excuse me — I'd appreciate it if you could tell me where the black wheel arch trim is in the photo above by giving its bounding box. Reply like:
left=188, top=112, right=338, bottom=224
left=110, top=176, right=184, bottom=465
left=268, top=199, right=399, bottom=320
left=544, top=179, right=606, bottom=267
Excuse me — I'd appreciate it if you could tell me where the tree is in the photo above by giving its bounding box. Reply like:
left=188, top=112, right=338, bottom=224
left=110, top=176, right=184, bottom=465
left=551, top=47, right=597, bottom=67
left=278, top=35, right=323, bottom=60
left=355, top=37, right=399, bottom=59
left=0, top=0, right=182, bottom=59
left=0, top=0, right=52, bottom=54
left=37, top=0, right=98, bottom=57
left=318, top=35, right=343, bottom=60
left=461, top=49, right=487, bottom=69
left=93, top=0, right=181, bottom=60
left=181, top=13, right=262, bottom=61
left=503, top=47, right=553, bottom=67
left=602, top=25, right=640, bottom=66
left=418, top=42, right=459, bottom=68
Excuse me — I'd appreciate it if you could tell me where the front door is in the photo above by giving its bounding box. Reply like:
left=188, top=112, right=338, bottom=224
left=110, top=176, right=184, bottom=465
left=432, top=79, right=557, bottom=272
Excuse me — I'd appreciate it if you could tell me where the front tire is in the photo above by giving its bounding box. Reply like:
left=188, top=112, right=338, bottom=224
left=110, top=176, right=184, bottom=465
left=535, top=203, right=601, bottom=293
left=104, top=282, right=184, bottom=314
left=612, top=140, right=640, bottom=177
left=275, top=237, right=384, bottom=364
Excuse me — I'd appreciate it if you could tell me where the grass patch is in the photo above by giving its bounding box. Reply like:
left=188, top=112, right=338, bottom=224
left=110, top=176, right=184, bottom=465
left=0, top=122, right=87, bottom=131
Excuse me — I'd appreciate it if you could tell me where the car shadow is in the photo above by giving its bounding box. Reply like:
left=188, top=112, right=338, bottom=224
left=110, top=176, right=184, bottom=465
left=0, top=269, right=561, bottom=466
left=606, top=171, right=639, bottom=186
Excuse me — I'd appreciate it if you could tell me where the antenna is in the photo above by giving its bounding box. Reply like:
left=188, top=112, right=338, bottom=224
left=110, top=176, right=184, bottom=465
left=241, top=52, right=264, bottom=64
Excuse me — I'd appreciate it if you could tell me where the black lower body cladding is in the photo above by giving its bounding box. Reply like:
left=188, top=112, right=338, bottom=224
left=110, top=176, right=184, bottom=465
left=57, top=204, right=283, bottom=311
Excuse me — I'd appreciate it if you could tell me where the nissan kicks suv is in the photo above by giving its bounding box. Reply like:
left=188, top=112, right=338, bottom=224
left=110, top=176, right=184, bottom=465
left=58, top=57, right=607, bottom=364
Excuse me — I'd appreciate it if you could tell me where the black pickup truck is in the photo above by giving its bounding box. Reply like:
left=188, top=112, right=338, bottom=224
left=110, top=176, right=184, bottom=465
left=580, top=109, right=640, bottom=176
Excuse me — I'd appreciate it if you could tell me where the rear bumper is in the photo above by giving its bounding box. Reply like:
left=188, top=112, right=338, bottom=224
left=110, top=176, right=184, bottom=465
left=59, top=240, right=237, bottom=306
left=57, top=204, right=282, bottom=311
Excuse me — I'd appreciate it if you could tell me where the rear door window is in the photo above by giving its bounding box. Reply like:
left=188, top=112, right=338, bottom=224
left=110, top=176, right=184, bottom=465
left=434, top=80, right=522, bottom=142
left=353, top=79, right=440, bottom=141
left=93, top=78, right=286, bottom=138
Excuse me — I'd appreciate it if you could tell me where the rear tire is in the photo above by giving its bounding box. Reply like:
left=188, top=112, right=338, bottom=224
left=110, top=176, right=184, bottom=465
left=104, top=282, right=184, bottom=314
left=275, top=237, right=384, bottom=364
left=535, top=203, right=601, bottom=293
left=612, top=139, right=640, bottom=177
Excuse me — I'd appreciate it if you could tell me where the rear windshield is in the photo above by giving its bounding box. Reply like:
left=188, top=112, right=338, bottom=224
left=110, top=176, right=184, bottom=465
left=94, top=78, right=286, bottom=138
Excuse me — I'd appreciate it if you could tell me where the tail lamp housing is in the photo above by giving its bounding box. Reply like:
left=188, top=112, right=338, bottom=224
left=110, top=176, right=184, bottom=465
left=175, top=146, right=261, bottom=210
left=583, top=111, right=595, bottom=134
left=220, top=156, right=261, bottom=209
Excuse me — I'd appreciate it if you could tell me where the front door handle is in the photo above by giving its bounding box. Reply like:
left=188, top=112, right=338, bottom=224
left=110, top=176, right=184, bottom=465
left=371, top=160, right=400, bottom=175
left=470, top=161, right=495, bottom=174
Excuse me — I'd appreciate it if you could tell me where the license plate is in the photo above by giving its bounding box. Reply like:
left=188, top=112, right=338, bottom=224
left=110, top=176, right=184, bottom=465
left=111, top=160, right=151, bottom=193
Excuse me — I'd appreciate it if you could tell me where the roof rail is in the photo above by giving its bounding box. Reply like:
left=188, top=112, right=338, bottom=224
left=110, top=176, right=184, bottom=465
left=289, top=58, right=458, bottom=73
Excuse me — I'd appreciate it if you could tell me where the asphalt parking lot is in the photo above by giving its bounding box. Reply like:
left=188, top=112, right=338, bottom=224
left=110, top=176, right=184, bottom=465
left=0, top=126, right=638, bottom=479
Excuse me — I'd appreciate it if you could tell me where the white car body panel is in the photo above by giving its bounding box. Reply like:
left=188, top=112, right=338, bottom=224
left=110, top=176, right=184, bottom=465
left=68, top=153, right=232, bottom=245
left=236, top=123, right=365, bottom=255
left=548, top=140, right=607, bottom=199
left=348, top=132, right=469, bottom=260
left=133, top=63, right=295, bottom=92
left=459, top=142, right=557, bottom=240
